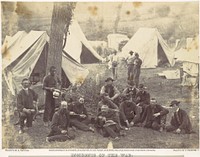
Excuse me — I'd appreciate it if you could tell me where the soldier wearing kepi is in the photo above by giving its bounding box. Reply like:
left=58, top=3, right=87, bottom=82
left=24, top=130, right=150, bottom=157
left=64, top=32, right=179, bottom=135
left=43, top=66, right=61, bottom=127
left=17, top=78, right=38, bottom=134
left=166, top=100, right=194, bottom=134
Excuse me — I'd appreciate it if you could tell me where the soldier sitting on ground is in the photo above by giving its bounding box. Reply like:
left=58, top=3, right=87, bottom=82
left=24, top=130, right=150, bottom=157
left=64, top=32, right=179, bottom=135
left=46, top=101, right=75, bottom=142
left=140, top=98, right=169, bottom=132
left=69, top=97, right=95, bottom=132
left=119, top=99, right=141, bottom=128
left=96, top=105, right=125, bottom=140
left=166, top=100, right=194, bottom=134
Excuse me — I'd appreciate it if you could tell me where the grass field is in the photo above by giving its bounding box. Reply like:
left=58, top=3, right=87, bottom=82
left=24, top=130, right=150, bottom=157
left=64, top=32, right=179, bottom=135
left=2, top=63, right=199, bottom=149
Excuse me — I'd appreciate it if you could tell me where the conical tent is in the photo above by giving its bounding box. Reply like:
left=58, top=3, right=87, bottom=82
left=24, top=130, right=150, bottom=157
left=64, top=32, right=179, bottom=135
left=2, top=31, right=89, bottom=95
left=121, top=28, right=175, bottom=68
left=63, top=20, right=103, bottom=64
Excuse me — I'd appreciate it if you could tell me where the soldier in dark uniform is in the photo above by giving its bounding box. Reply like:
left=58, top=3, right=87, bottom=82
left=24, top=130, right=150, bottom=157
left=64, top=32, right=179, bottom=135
left=141, top=98, right=169, bottom=131
left=100, top=77, right=120, bottom=105
left=119, top=100, right=141, bottom=128
left=69, top=97, right=95, bottom=132
left=166, top=100, right=194, bottom=134
left=122, top=80, right=138, bottom=102
left=96, top=105, right=125, bottom=140
left=43, top=66, right=61, bottom=126
left=133, top=53, right=142, bottom=87
left=17, top=78, right=38, bottom=134
left=46, top=101, right=75, bottom=142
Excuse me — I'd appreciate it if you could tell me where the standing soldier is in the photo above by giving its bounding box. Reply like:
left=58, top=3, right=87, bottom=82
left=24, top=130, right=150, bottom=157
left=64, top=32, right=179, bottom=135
left=43, top=66, right=61, bottom=127
left=133, top=53, right=142, bottom=87
left=109, top=50, right=119, bottom=79
left=126, top=51, right=135, bottom=81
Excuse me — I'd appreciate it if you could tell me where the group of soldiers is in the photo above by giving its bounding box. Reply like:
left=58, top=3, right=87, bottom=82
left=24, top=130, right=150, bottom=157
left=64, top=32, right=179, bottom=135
left=17, top=65, right=194, bottom=142
left=109, top=50, right=142, bottom=87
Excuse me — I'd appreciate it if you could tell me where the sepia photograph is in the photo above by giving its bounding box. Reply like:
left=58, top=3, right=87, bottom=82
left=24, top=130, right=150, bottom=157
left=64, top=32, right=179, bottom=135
left=1, top=1, right=199, bottom=149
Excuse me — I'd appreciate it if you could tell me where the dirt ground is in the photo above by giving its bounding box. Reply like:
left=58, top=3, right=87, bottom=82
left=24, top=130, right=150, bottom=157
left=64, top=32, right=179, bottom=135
left=2, top=63, right=199, bottom=149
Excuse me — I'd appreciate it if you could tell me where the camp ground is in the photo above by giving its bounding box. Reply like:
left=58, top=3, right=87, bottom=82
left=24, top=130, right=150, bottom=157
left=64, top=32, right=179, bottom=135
left=1, top=2, right=199, bottom=150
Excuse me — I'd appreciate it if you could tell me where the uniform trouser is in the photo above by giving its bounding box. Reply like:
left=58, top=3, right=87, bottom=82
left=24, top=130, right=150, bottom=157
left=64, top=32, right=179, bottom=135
left=47, top=130, right=75, bottom=142
left=165, top=125, right=188, bottom=134
left=43, top=93, right=55, bottom=122
left=127, top=64, right=134, bottom=81
left=102, top=124, right=120, bottom=138
left=165, top=125, right=178, bottom=132
left=70, top=118, right=91, bottom=131
left=144, top=115, right=167, bottom=130
left=133, top=68, right=140, bottom=87
left=112, top=66, right=117, bottom=79
left=19, top=111, right=35, bottom=129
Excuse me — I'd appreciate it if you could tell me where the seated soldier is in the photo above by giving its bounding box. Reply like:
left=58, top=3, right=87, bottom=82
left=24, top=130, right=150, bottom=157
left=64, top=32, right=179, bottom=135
left=97, top=95, right=124, bottom=129
left=166, top=100, right=194, bottom=134
left=69, top=97, right=95, bottom=132
left=135, top=84, right=150, bottom=123
left=100, top=77, right=120, bottom=105
left=96, top=105, right=125, bottom=140
left=122, top=80, right=138, bottom=102
left=98, top=94, right=119, bottom=113
left=119, top=100, right=141, bottom=128
left=135, top=84, right=150, bottom=107
left=46, top=101, right=75, bottom=142
left=141, top=98, right=169, bottom=131
left=17, top=78, right=38, bottom=134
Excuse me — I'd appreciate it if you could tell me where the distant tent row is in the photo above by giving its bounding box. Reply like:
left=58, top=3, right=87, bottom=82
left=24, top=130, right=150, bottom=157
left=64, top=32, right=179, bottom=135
left=2, top=20, right=103, bottom=95
left=118, top=28, right=175, bottom=68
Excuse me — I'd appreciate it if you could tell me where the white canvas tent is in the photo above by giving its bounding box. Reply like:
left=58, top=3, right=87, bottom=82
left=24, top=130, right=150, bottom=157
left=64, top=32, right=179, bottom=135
left=2, top=31, right=89, bottom=95
left=120, top=28, right=175, bottom=68
left=175, top=48, right=199, bottom=77
left=174, top=36, right=199, bottom=86
left=63, top=20, right=103, bottom=64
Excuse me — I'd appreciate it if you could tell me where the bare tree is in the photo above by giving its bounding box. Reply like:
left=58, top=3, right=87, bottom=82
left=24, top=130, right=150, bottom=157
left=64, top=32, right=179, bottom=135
left=46, top=2, right=76, bottom=79
left=113, top=3, right=123, bottom=33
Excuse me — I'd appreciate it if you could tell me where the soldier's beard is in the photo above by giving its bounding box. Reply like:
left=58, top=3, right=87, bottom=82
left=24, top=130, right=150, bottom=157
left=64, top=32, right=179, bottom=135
left=60, top=108, right=67, bottom=114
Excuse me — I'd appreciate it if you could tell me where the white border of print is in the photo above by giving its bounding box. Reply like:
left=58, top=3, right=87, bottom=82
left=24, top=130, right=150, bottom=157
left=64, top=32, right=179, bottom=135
left=0, top=0, right=199, bottom=157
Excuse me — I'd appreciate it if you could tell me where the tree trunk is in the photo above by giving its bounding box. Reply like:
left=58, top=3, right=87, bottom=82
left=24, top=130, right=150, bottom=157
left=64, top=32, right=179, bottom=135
left=46, top=2, right=76, bottom=80
left=113, top=3, right=122, bottom=33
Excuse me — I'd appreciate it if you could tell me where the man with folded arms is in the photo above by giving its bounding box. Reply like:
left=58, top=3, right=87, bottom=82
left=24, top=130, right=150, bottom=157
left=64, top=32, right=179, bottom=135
left=100, top=77, right=120, bottom=105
